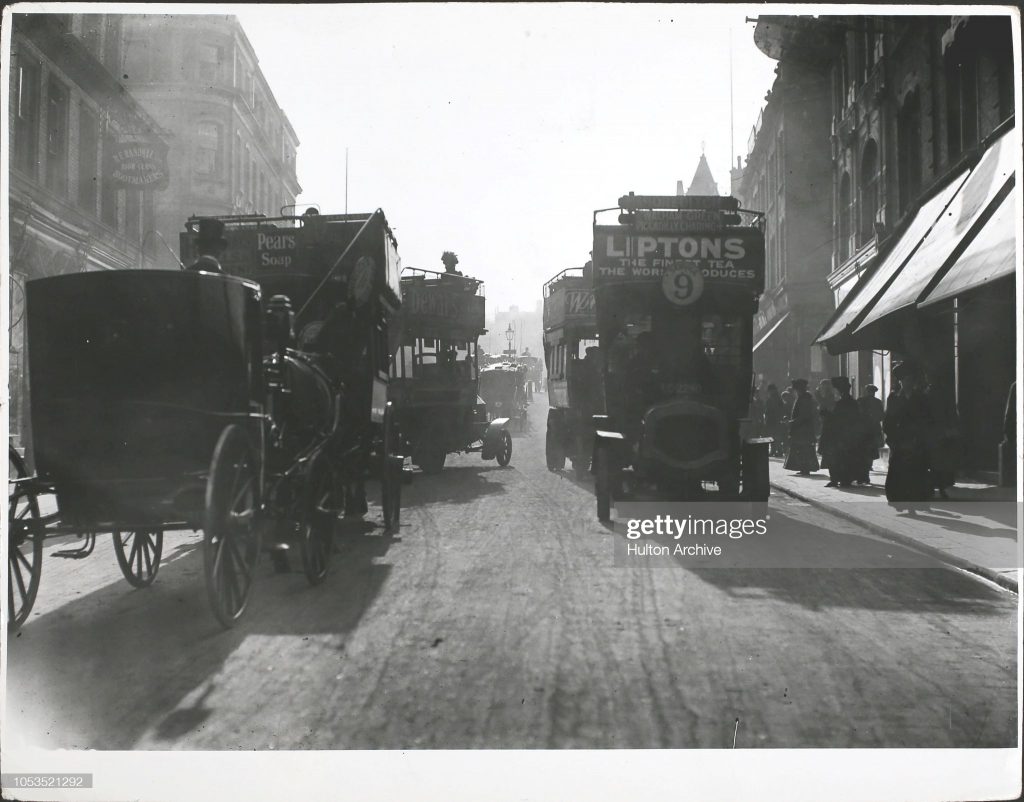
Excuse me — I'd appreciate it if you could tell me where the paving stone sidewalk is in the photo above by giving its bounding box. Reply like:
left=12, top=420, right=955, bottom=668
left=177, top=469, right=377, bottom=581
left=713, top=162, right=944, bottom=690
left=769, top=458, right=1020, bottom=593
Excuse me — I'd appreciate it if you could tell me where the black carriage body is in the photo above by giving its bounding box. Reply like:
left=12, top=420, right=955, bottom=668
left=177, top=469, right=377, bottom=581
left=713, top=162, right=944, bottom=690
left=542, top=268, right=599, bottom=470
left=591, top=196, right=767, bottom=495
left=387, top=270, right=498, bottom=467
left=26, top=270, right=263, bottom=528
left=478, top=363, right=527, bottom=420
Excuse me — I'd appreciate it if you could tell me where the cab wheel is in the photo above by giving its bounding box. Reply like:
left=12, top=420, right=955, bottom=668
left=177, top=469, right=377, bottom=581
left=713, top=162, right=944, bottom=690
left=496, top=430, right=513, bottom=467
left=8, top=448, right=42, bottom=632
left=545, top=427, right=565, bottom=472
left=113, top=529, right=163, bottom=588
left=203, top=424, right=261, bottom=629
left=301, top=453, right=337, bottom=585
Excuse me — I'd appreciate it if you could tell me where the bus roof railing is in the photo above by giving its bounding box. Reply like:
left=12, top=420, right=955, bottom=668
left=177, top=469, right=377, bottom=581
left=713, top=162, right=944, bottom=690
left=401, top=266, right=485, bottom=297
left=542, top=267, right=587, bottom=298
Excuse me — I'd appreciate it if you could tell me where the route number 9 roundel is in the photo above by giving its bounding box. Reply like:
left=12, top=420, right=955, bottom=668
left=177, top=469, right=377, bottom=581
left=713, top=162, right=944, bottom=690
left=662, top=265, right=704, bottom=306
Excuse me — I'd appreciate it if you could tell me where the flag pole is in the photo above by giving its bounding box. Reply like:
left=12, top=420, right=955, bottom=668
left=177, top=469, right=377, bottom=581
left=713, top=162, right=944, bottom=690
left=729, top=26, right=734, bottom=177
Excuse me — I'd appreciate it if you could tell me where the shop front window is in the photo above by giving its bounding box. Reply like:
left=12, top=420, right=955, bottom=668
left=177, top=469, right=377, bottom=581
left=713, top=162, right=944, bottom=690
left=13, top=56, right=41, bottom=178
left=45, top=77, right=70, bottom=196
left=858, top=140, right=879, bottom=245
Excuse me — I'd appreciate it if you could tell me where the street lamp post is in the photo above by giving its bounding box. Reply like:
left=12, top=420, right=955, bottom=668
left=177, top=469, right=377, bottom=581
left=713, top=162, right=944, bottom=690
left=504, top=323, right=516, bottom=358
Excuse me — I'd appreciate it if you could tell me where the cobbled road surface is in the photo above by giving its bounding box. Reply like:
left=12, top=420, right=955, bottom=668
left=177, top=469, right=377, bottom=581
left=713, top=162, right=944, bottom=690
left=4, top=408, right=1017, bottom=749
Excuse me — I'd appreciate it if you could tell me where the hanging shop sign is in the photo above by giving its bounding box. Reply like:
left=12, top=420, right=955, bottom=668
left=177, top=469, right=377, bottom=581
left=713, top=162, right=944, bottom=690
left=107, top=132, right=170, bottom=190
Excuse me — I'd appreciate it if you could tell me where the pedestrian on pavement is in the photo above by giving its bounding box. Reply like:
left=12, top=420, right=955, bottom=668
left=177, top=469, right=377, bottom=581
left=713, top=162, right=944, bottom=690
left=186, top=218, right=227, bottom=273
left=749, top=387, right=765, bottom=437
left=857, top=384, right=885, bottom=483
left=924, top=375, right=961, bottom=499
left=815, top=378, right=836, bottom=422
left=764, top=383, right=785, bottom=456
left=819, top=376, right=864, bottom=488
left=883, top=361, right=933, bottom=508
left=779, top=384, right=795, bottom=455
left=784, top=378, right=819, bottom=475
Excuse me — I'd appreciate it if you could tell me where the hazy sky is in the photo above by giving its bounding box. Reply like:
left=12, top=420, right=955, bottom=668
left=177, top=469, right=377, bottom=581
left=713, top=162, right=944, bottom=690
left=237, top=4, right=779, bottom=311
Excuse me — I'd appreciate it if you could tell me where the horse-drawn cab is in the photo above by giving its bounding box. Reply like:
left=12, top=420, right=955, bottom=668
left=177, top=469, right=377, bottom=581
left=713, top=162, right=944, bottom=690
left=7, top=210, right=407, bottom=633
left=181, top=210, right=406, bottom=559
left=478, top=361, right=529, bottom=432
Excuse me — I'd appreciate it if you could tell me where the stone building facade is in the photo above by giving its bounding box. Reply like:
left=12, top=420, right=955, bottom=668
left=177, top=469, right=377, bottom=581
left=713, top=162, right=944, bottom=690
left=7, top=13, right=169, bottom=451
left=755, top=14, right=1017, bottom=474
left=120, top=14, right=301, bottom=268
left=732, top=57, right=837, bottom=390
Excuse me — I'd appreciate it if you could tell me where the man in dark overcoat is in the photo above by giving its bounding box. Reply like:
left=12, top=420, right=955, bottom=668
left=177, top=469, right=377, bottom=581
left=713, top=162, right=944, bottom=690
left=819, top=376, right=864, bottom=487
left=186, top=218, right=227, bottom=273
left=784, top=378, right=819, bottom=475
left=883, top=362, right=933, bottom=507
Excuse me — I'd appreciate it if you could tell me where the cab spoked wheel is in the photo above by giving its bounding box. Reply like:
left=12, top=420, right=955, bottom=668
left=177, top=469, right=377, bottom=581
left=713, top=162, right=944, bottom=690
left=594, top=446, right=613, bottom=522
left=8, top=448, right=42, bottom=632
left=496, top=429, right=513, bottom=467
left=203, top=424, right=261, bottom=628
left=300, top=452, right=337, bottom=585
left=113, top=529, right=163, bottom=588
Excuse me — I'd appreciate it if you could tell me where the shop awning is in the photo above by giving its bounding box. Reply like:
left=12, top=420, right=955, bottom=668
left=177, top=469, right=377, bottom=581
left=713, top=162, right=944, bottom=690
left=919, top=190, right=1017, bottom=308
left=753, top=312, right=789, bottom=352
left=851, top=128, right=1016, bottom=339
left=814, top=169, right=970, bottom=348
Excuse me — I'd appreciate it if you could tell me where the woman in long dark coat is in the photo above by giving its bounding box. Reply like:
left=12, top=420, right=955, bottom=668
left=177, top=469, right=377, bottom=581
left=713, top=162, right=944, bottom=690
left=764, top=384, right=785, bottom=456
left=883, top=363, right=933, bottom=506
left=784, top=378, right=819, bottom=475
left=857, top=384, right=885, bottom=483
left=924, top=377, right=960, bottom=499
left=819, top=376, right=864, bottom=487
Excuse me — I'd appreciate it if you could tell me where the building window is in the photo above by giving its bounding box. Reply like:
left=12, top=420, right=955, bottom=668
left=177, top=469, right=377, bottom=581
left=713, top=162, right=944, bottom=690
left=45, top=76, right=70, bottom=196
left=195, top=122, right=221, bottom=176
left=838, top=171, right=852, bottom=262
left=142, top=190, right=156, bottom=257
left=897, top=91, right=922, bottom=217
left=197, top=43, right=223, bottom=85
left=81, top=15, right=103, bottom=57
left=126, top=188, right=141, bottom=243
left=124, top=35, right=150, bottom=81
left=838, top=48, right=852, bottom=110
left=242, top=146, right=250, bottom=199
left=103, top=16, right=122, bottom=74
left=989, top=20, right=1014, bottom=124
left=778, top=219, right=786, bottom=282
left=945, top=48, right=978, bottom=160
left=101, top=130, right=119, bottom=228
left=234, top=133, right=243, bottom=197
left=855, top=31, right=868, bottom=85
left=858, top=140, right=879, bottom=245
left=13, top=55, right=41, bottom=178
left=78, top=103, right=100, bottom=213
